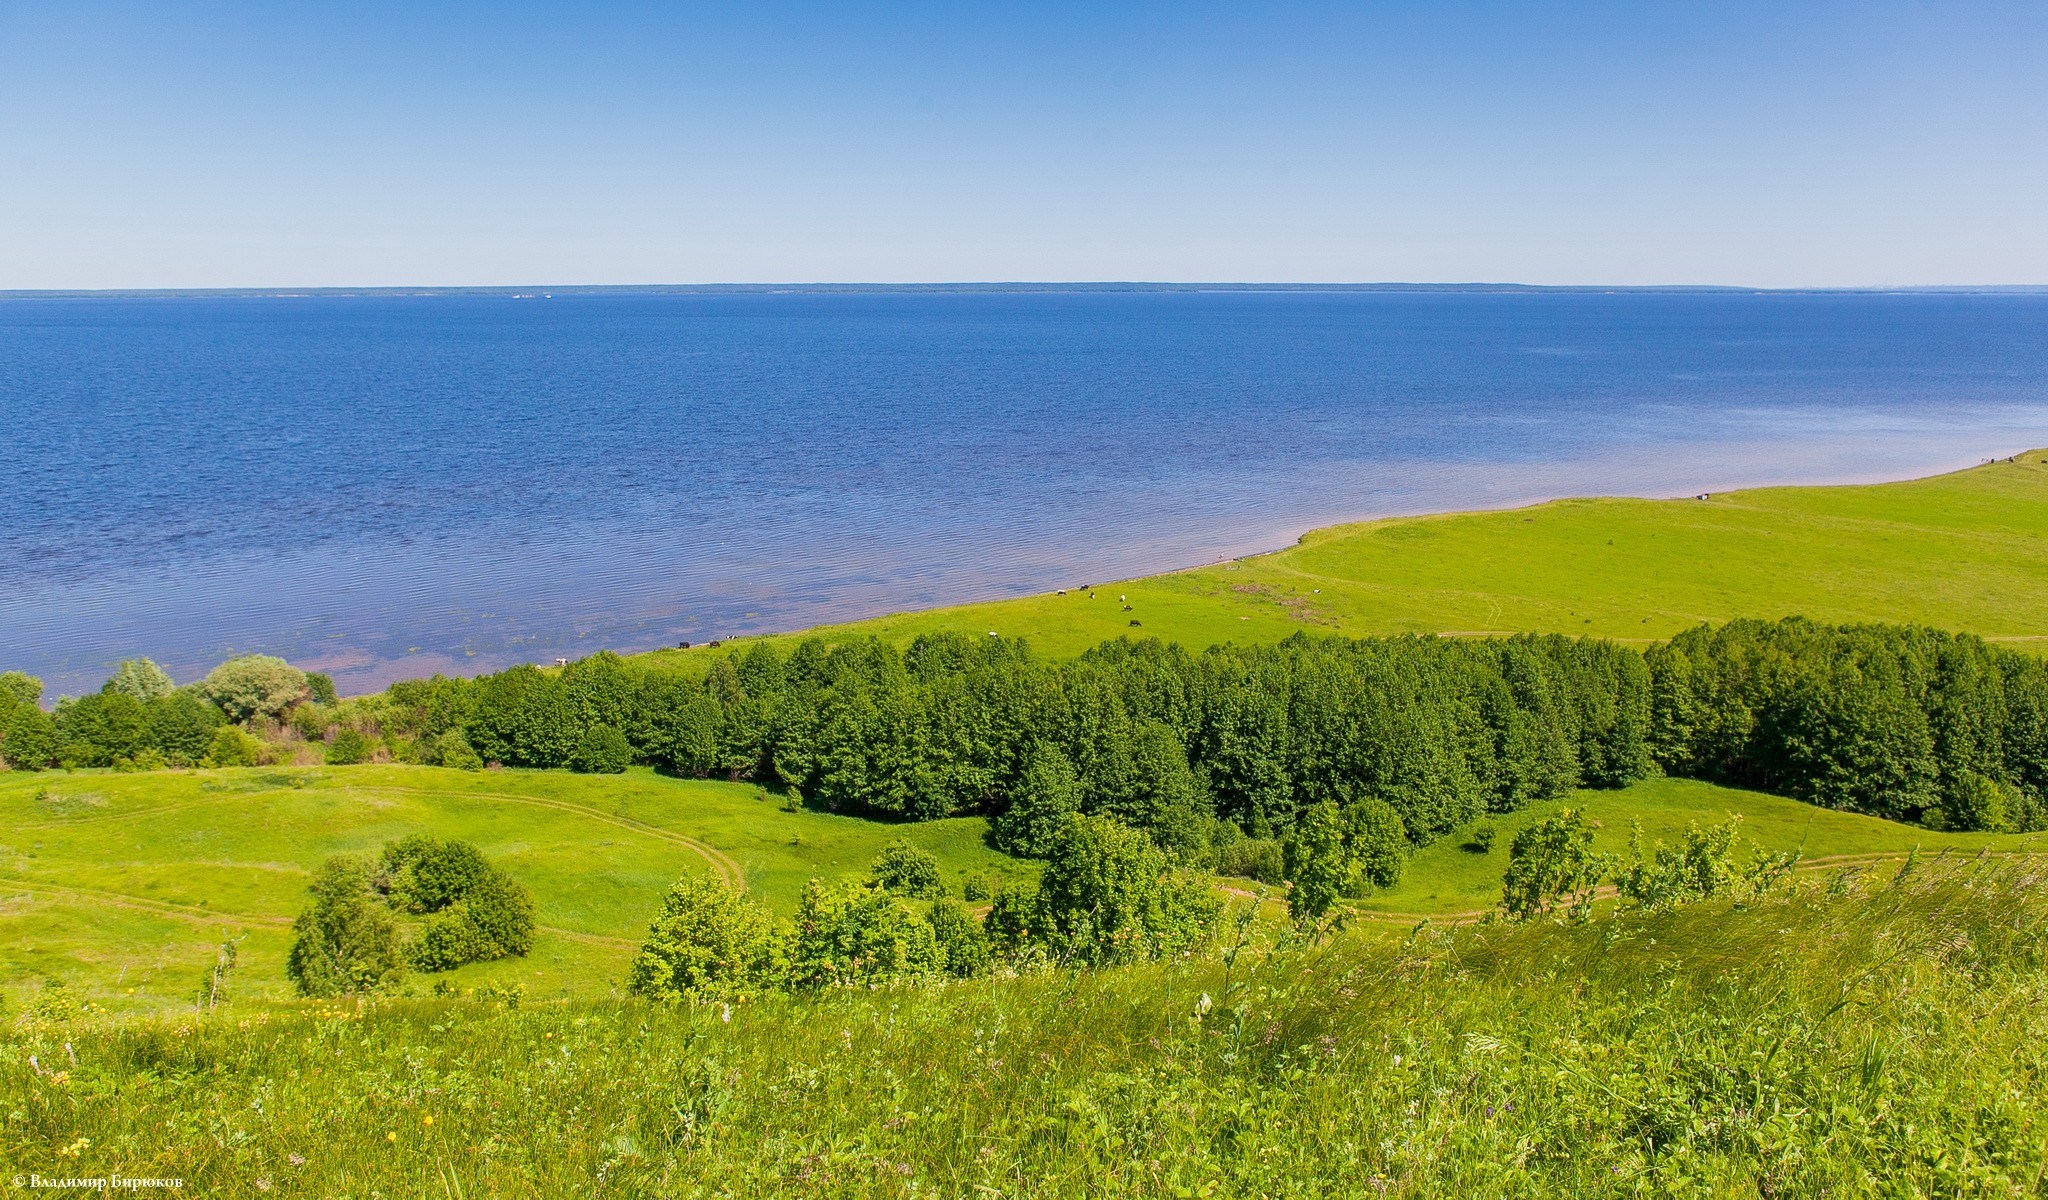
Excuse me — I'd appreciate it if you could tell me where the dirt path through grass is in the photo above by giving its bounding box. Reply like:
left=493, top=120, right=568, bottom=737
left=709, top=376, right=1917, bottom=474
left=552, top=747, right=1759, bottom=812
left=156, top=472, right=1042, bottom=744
left=359, top=784, right=746, bottom=887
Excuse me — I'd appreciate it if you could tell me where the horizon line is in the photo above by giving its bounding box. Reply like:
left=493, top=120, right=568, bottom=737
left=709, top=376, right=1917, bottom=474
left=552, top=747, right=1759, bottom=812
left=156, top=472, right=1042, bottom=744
left=7, top=281, right=2048, bottom=299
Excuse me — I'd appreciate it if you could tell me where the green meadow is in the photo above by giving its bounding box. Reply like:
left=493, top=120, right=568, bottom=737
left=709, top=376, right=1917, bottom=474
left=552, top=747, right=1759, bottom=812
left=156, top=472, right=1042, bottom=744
left=0, top=766, right=1035, bottom=1013
left=10, top=857, right=2047, bottom=1196
left=6, top=764, right=2040, bottom=1016
left=638, top=450, right=2048, bottom=666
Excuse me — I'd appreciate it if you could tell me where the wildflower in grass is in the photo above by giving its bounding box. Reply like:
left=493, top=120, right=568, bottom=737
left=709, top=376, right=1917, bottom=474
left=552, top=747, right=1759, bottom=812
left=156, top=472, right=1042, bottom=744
left=387, top=1131, right=397, bottom=1142
left=423, top=1115, right=434, bottom=1126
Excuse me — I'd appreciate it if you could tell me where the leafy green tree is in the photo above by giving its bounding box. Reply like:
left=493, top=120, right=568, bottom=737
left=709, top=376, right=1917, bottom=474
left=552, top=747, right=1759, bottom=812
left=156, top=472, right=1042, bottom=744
left=628, top=876, right=783, bottom=1003
left=1779, top=668, right=1940, bottom=820
left=376, top=836, right=534, bottom=968
left=1929, top=771, right=2017, bottom=833
left=1343, top=796, right=1409, bottom=889
left=1023, top=814, right=1218, bottom=966
left=146, top=691, right=223, bottom=762
left=465, top=664, right=579, bottom=768
left=786, top=878, right=945, bottom=988
left=989, top=743, right=1082, bottom=857
left=306, top=672, right=339, bottom=705
left=1500, top=808, right=1611, bottom=922
left=572, top=724, right=632, bottom=774
left=0, top=671, right=41, bottom=710
left=1284, top=802, right=1350, bottom=927
left=326, top=728, right=373, bottom=765
left=201, top=655, right=309, bottom=723
left=1, top=704, right=57, bottom=771
left=105, top=658, right=176, bottom=703
left=285, top=856, right=406, bottom=997
left=54, top=692, right=150, bottom=766
left=870, top=840, right=945, bottom=898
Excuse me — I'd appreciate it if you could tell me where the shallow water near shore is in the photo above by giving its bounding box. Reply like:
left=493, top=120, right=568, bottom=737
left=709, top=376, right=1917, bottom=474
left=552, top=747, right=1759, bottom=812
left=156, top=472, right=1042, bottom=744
left=4, top=289, right=2047, bottom=695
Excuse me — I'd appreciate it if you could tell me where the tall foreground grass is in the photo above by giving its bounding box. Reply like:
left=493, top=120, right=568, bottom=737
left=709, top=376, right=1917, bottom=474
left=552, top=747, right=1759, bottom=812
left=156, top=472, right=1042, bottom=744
left=5, top=858, right=2047, bottom=1197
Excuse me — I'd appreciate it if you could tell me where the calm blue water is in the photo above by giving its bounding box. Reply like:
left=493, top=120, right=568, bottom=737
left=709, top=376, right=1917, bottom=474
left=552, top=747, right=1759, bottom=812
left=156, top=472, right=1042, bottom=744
left=4, top=290, right=2047, bottom=696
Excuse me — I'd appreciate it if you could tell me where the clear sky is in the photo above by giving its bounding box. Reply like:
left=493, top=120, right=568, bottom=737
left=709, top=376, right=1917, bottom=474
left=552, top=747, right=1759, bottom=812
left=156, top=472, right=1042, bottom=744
left=3, top=1, right=2044, bottom=288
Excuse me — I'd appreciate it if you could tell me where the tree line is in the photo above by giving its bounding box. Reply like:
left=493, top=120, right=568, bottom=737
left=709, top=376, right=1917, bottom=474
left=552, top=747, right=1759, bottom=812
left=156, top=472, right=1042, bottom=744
left=7, top=618, right=2046, bottom=849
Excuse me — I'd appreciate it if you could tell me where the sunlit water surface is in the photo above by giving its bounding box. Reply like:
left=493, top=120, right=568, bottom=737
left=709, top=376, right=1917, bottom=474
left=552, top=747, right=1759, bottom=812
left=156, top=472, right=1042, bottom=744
left=4, top=290, right=2046, bottom=695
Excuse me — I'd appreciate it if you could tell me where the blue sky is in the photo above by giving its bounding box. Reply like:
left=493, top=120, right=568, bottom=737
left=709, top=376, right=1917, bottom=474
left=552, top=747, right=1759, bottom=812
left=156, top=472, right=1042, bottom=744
left=3, top=2, right=2044, bottom=287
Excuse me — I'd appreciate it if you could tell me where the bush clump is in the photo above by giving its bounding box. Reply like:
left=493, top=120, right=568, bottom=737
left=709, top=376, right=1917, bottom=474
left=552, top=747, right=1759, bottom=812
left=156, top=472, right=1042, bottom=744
left=431, top=730, right=484, bottom=770
left=285, top=857, right=407, bottom=998
left=203, top=725, right=266, bottom=767
left=869, top=840, right=945, bottom=898
left=286, top=837, right=533, bottom=993
left=1215, top=835, right=1285, bottom=884
left=376, top=835, right=535, bottom=969
left=991, top=814, right=1218, bottom=966
left=326, top=727, right=374, bottom=765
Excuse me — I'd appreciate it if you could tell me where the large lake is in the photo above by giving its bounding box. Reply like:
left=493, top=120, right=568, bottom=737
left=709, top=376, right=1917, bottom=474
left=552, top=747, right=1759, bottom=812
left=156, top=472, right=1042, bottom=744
left=5, top=289, right=2047, bottom=696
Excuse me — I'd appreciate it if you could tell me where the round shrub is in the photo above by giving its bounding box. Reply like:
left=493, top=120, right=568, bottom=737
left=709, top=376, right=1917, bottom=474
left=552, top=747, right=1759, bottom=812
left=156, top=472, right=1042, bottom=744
left=787, top=879, right=945, bottom=988
left=927, top=898, right=990, bottom=977
left=203, top=725, right=265, bottom=768
left=628, top=875, right=782, bottom=1002
left=1216, top=836, right=1285, bottom=884
left=1343, top=796, right=1410, bottom=890
left=201, top=655, right=309, bottom=723
left=374, top=836, right=534, bottom=970
left=870, top=839, right=945, bottom=898
left=326, top=728, right=373, bottom=765
left=462, top=869, right=536, bottom=958
left=379, top=835, right=491, bottom=913
left=432, top=730, right=484, bottom=770
left=1023, top=814, right=1219, bottom=965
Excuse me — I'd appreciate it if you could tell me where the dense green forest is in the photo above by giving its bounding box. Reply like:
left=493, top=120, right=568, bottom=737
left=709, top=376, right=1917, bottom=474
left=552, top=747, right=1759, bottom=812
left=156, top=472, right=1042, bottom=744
left=6, top=618, right=2046, bottom=853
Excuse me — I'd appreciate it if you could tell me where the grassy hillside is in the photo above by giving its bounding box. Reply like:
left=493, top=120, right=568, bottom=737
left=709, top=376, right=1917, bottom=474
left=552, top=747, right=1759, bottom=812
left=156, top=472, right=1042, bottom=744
left=637, top=451, right=2048, bottom=667
left=6, top=764, right=2040, bottom=1016
left=10, top=860, right=2046, bottom=1195
left=1361, top=776, right=2048, bottom=918
left=0, top=766, right=1035, bottom=1012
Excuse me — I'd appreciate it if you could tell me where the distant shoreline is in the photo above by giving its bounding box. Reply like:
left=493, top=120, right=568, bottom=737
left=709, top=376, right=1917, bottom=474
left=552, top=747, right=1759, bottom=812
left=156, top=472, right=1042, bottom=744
left=9, top=282, right=2048, bottom=299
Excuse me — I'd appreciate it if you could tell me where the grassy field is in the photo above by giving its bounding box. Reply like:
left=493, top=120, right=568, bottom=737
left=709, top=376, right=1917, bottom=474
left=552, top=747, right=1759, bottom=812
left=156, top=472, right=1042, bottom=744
left=637, top=450, right=2048, bottom=667
left=8, top=857, right=2046, bottom=1196
left=0, top=766, right=1036, bottom=1013
left=1360, top=776, right=2048, bottom=918
left=6, top=763, right=2040, bottom=1017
